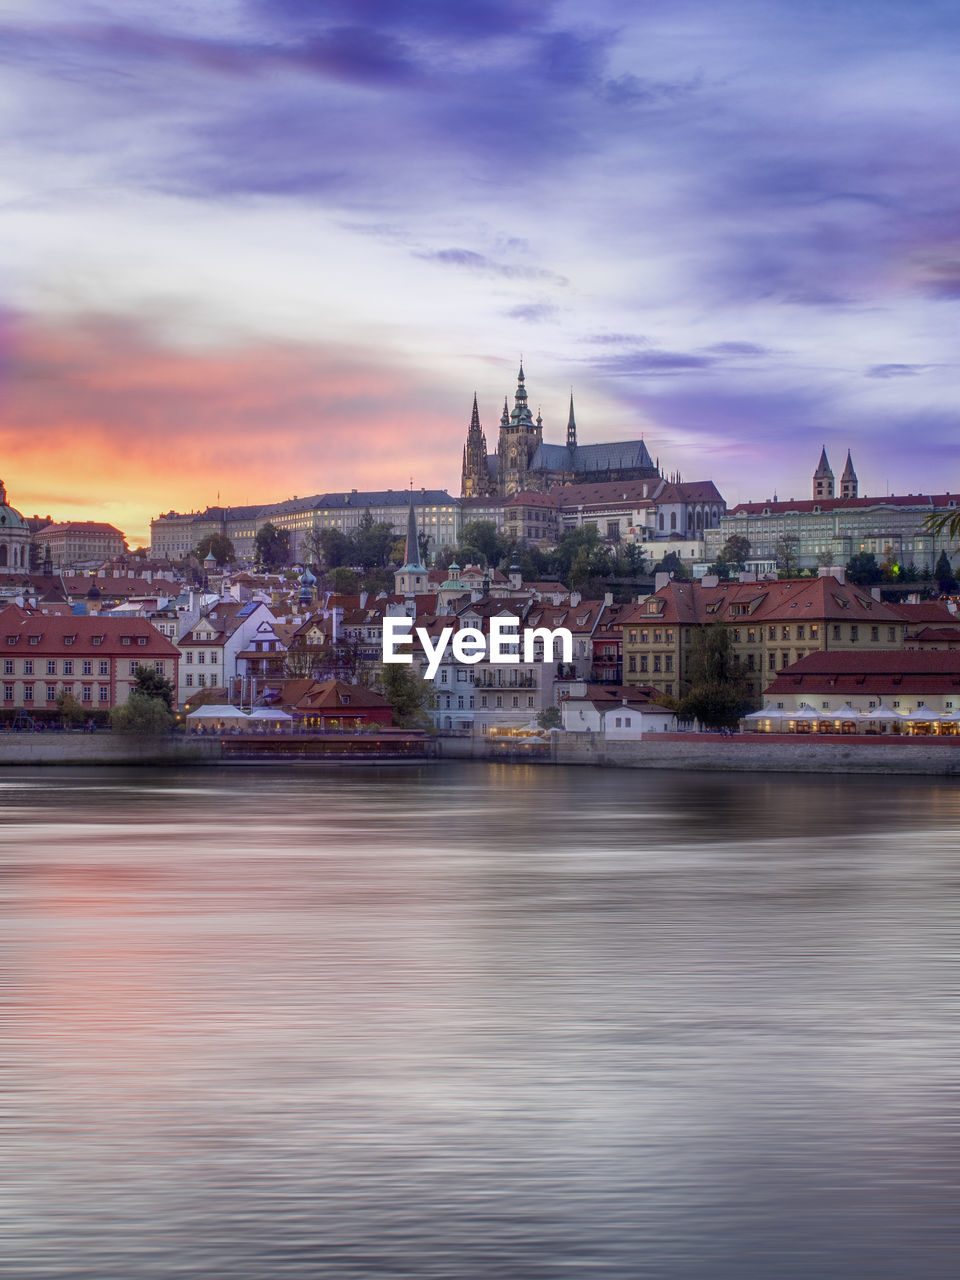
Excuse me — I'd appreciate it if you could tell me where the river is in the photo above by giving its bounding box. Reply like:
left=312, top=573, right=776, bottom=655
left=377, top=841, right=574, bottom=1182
left=4, top=764, right=957, bottom=1278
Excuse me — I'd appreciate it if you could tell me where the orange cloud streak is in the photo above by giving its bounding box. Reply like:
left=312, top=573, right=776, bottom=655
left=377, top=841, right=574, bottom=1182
left=0, top=315, right=463, bottom=546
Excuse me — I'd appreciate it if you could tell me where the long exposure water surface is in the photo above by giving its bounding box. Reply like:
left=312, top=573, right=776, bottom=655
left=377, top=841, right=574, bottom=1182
left=3, top=763, right=957, bottom=1278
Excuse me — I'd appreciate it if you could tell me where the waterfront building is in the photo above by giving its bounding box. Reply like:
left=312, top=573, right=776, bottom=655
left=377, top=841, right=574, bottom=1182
left=176, top=600, right=278, bottom=708
left=762, top=650, right=960, bottom=723
left=560, top=684, right=678, bottom=737
left=0, top=604, right=179, bottom=718
left=619, top=570, right=908, bottom=702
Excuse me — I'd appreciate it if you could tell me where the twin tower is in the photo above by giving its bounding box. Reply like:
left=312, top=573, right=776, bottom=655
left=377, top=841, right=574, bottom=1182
left=813, top=448, right=858, bottom=501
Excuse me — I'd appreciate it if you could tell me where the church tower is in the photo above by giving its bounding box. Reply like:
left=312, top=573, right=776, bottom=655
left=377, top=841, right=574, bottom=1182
left=813, top=447, right=835, bottom=500
left=394, top=496, right=428, bottom=598
left=497, top=363, right=544, bottom=496
left=566, top=393, right=577, bottom=450
left=460, top=394, right=495, bottom=498
left=840, top=450, right=858, bottom=499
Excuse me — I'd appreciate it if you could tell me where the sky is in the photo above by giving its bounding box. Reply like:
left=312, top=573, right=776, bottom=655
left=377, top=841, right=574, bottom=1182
left=2, top=0, right=959, bottom=546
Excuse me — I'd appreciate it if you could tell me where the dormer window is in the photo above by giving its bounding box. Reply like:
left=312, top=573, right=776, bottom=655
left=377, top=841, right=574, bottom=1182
left=28, top=635, right=40, bottom=645
left=122, top=637, right=132, bottom=646
left=92, top=636, right=103, bottom=645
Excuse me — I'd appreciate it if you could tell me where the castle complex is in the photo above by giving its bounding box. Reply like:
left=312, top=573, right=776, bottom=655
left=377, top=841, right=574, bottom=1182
left=461, top=364, right=660, bottom=498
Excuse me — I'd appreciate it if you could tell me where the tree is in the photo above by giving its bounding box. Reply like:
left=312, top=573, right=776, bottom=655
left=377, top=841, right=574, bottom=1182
left=254, top=522, right=291, bottom=571
left=537, top=705, right=562, bottom=730
left=379, top=664, right=433, bottom=730
left=922, top=509, right=960, bottom=544
left=196, top=533, right=235, bottom=566
left=845, top=551, right=882, bottom=586
left=111, top=691, right=174, bottom=735
left=132, top=665, right=176, bottom=711
left=935, top=550, right=958, bottom=594
left=459, top=520, right=504, bottom=567
left=55, top=689, right=85, bottom=727
left=717, top=534, right=751, bottom=570
left=361, top=567, right=395, bottom=595
left=652, top=551, right=689, bottom=579
left=774, top=535, right=800, bottom=576
left=352, top=509, right=396, bottom=569
left=676, top=624, right=754, bottom=729
left=327, top=566, right=360, bottom=595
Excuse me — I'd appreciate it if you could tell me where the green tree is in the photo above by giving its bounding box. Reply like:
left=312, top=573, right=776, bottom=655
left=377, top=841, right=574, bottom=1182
left=459, top=520, right=504, bottom=567
left=196, top=533, right=235, bottom=566
left=652, top=551, right=689, bottom=579
left=361, top=567, right=395, bottom=595
left=935, top=550, right=958, bottom=593
left=845, top=551, right=882, bottom=586
left=254, top=522, right=291, bottom=571
left=111, top=691, right=174, bottom=735
left=717, top=534, right=751, bottom=570
left=55, top=689, right=85, bottom=727
left=537, top=705, right=562, bottom=730
left=676, top=624, right=754, bottom=729
left=132, top=664, right=176, bottom=711
left=379, top=664, right=433, bottom=730
left=328, top=566, right=360, bottom=595
left=351, top=509, right=397, bottom=568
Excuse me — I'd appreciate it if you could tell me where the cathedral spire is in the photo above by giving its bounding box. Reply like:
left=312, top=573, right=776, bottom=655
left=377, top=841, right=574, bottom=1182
left=470, top=391, right=480, bottom=431
left=840, top=449, right=858, bottom=499
left=566, top=392, right=577, bottom=449
left=813, top=446, right=835, bottom=500
left=403, top=492, right=423, bottom=569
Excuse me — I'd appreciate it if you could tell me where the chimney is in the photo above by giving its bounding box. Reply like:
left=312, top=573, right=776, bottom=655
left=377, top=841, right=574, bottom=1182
left=870, top=586, right=881, bottom=602
left=655, top=572, right=673, bottom=591
left=603, top=592, right=613, bottom=606
left=700, top=574, right=720, bottom=588
left=818, top=566, right=846, bottom=584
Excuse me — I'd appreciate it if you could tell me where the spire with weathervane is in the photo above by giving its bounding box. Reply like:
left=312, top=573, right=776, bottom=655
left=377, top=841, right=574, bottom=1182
left=460, top=391, right=495, bottom=497
left=813, top=446, right=835, bottom=500
left=566, top=392, right=577, bottom=450
left=840, top=450, right=858, bottom=499
left=394, top=483, right=428, bottom=599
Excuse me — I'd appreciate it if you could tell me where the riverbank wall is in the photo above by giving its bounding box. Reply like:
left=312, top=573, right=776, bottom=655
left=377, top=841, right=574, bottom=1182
left=0, top=734, right=221, bottom=766
left=436, top=731, right=960, bottom=776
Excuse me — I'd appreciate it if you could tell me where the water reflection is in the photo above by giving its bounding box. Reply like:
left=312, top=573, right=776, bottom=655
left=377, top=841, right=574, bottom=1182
left=4, top=765, right=957, bottom=1278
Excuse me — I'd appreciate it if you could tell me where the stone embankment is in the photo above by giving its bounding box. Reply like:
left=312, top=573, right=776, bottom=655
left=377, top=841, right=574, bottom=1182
left=437, top=731, right=960, bottom=776
left=0, top=733, right=220, bottom=765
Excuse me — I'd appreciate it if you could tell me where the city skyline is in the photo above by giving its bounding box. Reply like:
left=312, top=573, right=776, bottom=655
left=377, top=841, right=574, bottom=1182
left=2, top=1, right=959, bottom=545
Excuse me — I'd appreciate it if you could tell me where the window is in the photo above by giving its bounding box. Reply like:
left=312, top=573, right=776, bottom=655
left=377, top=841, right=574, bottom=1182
left=527, top=696, right=534, bottom=708
left=186, top=652, right=193, bottom=664
left=769, top=653, right=776, bottom=670
left=495, top=695, right=502, bottom=708
left=851, top=626, right=859, bottom=641
left=811, top=625, right=819, bottom=639
left=440, top=669, right=448, bottom=683
left=28, top=635, right=39, bottom=646
left=63, top=661, right=72, bottom=676
left=768, top=626, right=776, bottom=640
left=99, top=661, right=109, bottom=676
left=833, top=625, right=841, bottom=640
left=129, top=661, right=138, bottom=676
left=99, top=686, right=108, bottom=702
left=888, top=627, right=896, bottom=642
left=46, top=684, right=56, bottom=701
left=92, top=636, right=103, bottom=646
left=198, top=674, right=206, bottom=687
left=137, top=637, right=147, bottom=646
left=24, top=660, right=33, bottom=675
left=122, top=637, right=131, bottom=646
left=185, top=674, right=193, bottom=687
left=797, top=625, right=805, bottom=640
left=480, top=695, right=487, bottom=708
left=640, top=655, right=648, bottom=672
left=82, top=686, right=91, bottom=702
left=871, top=626, right=879, bottom=641
left=781, top=626, right=790, bottom=640
left=82, top=660, right=92, bottom=676
left=628, top=655, right=636, bottom=673
left=3, top=685, right=12, bottom=701
left=653, top=656, right=662, bottom=673
left=2, top=660, right=11, bottom=675
left=654, top=630, right=663, bottom=644
left=640, top=630, right=648, bottom=643
left=46, top=660, right=56, bottom=675
left=156, top=662, right=164, bottom=675
left=781, top=652, right=789, bottom=668
left=197, top=652, right=205, bottom=664
left=23, top=685, right=33, bottom=702
left=512, top=696, right=519, bottom=708
left=665, top=655, right=673, bottom=672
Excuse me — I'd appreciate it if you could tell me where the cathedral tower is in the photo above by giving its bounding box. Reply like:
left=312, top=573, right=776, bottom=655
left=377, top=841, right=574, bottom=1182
left=813, top=447, right=835, bottom=500
left=497, top=363, right=544, bottom=496
left=840, top=450, right=858, bottom=499
left=460, top=393, right=495, bottom=497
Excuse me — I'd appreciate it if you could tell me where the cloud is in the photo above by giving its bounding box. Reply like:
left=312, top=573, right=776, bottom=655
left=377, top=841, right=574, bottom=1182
left=866, top=363, right=928, bottom=378
left=704, top=342, right=771, bottom=357
left=0, top=314, right=463, bottom=544
left=414, top=248, right=568, bottom=286
left=592, top=349, right=716, bottom=375
left=504, top=303, right=558, bottom=322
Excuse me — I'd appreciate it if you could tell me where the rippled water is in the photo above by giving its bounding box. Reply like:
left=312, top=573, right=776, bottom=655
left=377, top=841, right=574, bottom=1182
left=4, top=763, right=958, bottom=1278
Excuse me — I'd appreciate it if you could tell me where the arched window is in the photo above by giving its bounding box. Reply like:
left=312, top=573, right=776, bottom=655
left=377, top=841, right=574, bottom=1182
left=670, top=513, right=677, bottom=531
left=696, top=509, right=702, bottom=530
left=0, top=545, right=7, bottom=567
left=658, top=514, right=664, bottom=531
